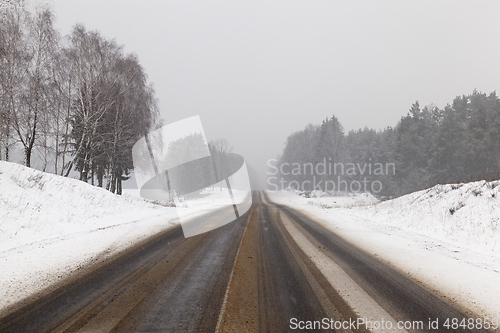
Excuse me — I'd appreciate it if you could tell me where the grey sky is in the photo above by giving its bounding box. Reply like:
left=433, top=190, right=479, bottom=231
left=49, top=0, right=500, bottom=187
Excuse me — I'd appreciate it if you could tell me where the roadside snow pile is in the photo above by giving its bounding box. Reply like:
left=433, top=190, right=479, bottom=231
left=360, top=180, right=500, bottom=253
left=275, top=180, right=500, bottom=253
left=270, top=189, right=379, bottom=208
left=0, top=161, right=178, bottom=313
left=0, top=161, right=171, bottom=253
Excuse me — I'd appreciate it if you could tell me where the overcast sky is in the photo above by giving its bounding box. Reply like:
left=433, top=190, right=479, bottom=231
left=47, top=0, right=500, bottom=186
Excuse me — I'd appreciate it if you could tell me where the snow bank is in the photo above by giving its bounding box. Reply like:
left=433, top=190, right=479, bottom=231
left=273, top=180, right=500, bottom=254
left=359, top=180, right=500, bottom=253
left=0, top=161, right=177, bottom=313
left=0, top=161, right=174, bottom=252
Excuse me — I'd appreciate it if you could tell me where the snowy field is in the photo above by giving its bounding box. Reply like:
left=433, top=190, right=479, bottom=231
left=0, top=161, right=181, bottom=315
left=268, top=185, right=500, bottom=322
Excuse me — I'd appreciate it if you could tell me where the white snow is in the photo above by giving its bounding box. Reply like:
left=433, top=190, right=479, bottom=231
left=363, top=181, right=500, bottom=253
left=267, top=185, right=500, bottom=322
left=0, top=161, right=178, bottom=314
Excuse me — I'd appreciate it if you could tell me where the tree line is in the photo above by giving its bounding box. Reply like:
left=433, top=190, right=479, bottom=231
left=274, top=90, right=500, bottom=198
left=0, top=4, right=158, bottom=194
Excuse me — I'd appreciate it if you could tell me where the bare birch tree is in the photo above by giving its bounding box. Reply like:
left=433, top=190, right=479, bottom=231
left=13, top=7, right=57, bottom=167
left=0, top=5, right=30, bottom=161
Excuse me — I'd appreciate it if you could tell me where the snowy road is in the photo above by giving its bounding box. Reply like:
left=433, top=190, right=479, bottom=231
left=0, top=192, right=494, bottom=332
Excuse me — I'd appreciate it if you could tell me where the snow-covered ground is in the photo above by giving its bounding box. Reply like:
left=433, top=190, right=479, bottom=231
left=268, top=185, right=500, bottom=322
left=0, top=161, right=179, bottom=315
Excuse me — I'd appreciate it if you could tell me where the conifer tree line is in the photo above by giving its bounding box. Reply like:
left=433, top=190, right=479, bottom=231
left=0, top=4, right=158, bottom=194
left=275, top=90, right=500, bottom=198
